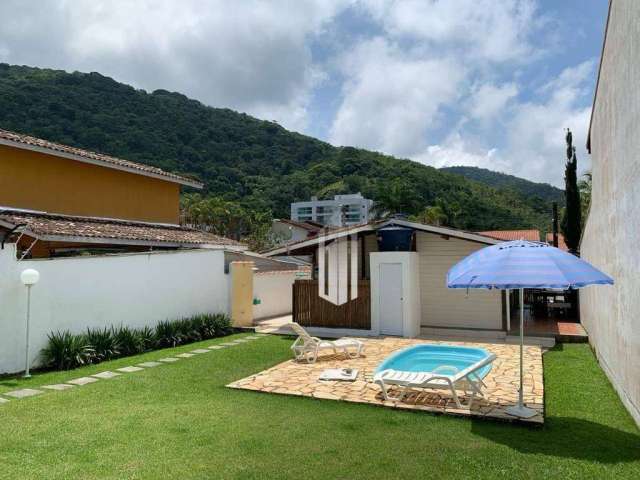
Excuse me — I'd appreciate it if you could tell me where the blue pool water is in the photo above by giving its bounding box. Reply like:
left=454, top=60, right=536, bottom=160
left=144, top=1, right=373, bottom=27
left=374, top=344, right=493, bottom=379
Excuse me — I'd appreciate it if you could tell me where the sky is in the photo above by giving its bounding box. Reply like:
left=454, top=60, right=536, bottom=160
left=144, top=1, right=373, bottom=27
left=0, top=0, right=609, bottom=186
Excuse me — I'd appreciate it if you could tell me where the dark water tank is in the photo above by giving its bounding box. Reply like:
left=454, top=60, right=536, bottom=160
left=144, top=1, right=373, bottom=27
left=376, top=226, right=414, bottom=251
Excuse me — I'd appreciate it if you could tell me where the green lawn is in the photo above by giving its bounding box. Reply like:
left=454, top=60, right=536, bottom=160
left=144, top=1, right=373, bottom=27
left=0, top=334, right=638, bottom=479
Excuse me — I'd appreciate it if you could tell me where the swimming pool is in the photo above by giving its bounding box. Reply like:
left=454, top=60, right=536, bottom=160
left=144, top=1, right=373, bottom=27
left=374, top=344, right=493, bottom=379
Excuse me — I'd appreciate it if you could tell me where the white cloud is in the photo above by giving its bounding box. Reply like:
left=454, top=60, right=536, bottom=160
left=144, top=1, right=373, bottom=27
left=361, top=0, right=541, bottom=63
left=417, top=61, right=595, bottom=186
left=0, top=0, right=347, bottom=132
left=502, top=62, right=594, bottom=184
left=468, top=83, right=519, bottom=122
left=329, top=38, right=465, bottom=157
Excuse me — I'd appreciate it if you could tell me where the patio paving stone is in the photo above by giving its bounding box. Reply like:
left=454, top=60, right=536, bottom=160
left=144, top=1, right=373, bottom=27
left=117, top=366, right=144, bottom=373
left=42, top=384, right=75, bottom=391
left=207, top=345, right=225, bottom=350
left=137, top=361, right=163, bottom=368
left=67, top=377, right=99, bottom=386
left=158, top=357, right=180, bottom=363
left=176, top=353, right=195, bottom=358
left=5, top=388, right=44, bottom=399
left=228, top=337, right=545, bottom=424
left=190, top=349, right=210, bottom=354
left=219, top=343, right=237, bottom=346
left=92, top=371, right=121, bottom=379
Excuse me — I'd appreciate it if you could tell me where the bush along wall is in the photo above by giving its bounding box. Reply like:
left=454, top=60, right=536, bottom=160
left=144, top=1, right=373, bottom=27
left=41, top=313, right=232, bottom=371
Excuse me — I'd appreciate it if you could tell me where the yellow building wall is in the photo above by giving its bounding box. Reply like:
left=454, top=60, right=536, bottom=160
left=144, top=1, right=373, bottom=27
left=0, top=144, right=181, bottom=223
left=231, top=261, right=254, bottom=327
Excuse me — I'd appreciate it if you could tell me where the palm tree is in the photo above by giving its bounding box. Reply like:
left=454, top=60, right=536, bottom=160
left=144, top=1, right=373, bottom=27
left=371, top=179, right=419, bottom=219
left=411, top=205, right=448, bottom=226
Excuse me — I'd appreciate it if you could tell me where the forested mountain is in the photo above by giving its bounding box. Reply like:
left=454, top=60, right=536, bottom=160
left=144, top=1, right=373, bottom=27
left=0, top=64, right=555, bottom=232
left=441, top=166, right=564, bottom=205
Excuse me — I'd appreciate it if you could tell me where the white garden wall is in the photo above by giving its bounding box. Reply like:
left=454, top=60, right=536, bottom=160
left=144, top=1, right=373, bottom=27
left=252, top=271, right=298, bottom=320
left=0, top=246, right=229, bottom=374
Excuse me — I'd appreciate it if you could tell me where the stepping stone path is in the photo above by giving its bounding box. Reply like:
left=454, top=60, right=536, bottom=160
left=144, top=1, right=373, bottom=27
left=5, top=388, right=43, bottom=399
left=42, top=384, right=75, bottom=391
left=117, top=366, right=144, bottom=373
left=137, top=361, right=163, bottom=368
left=92, top=371, right=121, bottom=379
left=0, top=335, right=266, bottom=406
left=67, top=377, right=99, bottom=386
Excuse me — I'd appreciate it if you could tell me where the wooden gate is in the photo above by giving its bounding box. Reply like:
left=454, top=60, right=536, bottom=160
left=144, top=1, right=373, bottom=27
left=292, top=280, right=370, bottom=329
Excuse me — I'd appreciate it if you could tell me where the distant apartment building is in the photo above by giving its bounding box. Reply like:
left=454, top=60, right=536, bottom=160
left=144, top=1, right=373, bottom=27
left=291, top=193, right=373, bottom=227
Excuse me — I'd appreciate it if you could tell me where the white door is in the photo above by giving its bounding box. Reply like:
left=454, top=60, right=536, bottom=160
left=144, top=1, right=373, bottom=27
left=379, top=263, right=404, bottom=335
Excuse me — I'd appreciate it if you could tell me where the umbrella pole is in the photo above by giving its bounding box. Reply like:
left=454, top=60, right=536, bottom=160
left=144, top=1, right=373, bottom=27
left=506, top=288, right=537, bottom=419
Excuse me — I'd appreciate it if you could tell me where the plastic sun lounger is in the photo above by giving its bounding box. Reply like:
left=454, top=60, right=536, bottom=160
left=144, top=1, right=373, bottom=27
left=373, top=353, right=497, bottom=409
left=289, top=322, right=365, bottom=364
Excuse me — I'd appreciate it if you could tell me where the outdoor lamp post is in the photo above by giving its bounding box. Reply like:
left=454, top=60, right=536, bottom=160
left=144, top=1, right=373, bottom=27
left=20, top=268, right=40, bottom=378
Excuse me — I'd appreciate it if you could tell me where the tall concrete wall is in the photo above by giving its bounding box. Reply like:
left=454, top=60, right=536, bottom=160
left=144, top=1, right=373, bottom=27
left=581, top=0, right=640, bottom=425
left=0, top=246, right=229, bottom=374
left=253, top=271, right=300, bottom=320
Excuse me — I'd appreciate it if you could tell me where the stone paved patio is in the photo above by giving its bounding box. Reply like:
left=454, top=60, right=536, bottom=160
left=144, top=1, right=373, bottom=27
left=228, top=337, right=545, bottom=424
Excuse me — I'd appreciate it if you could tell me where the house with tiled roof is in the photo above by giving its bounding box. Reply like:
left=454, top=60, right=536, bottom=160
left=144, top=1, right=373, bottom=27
left=477, top=229, right=541, bottom=242
left=0, top=128, right=244, bottom=257
left=0, top=129, right=303, bottom=375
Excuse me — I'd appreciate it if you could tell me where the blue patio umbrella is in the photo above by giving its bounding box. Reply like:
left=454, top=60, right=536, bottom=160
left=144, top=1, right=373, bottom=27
left=447, top=240, right=613, bottom=418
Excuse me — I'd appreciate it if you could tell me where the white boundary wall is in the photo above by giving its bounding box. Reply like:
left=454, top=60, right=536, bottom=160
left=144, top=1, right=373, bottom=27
left=0, top=246, right=229, bottom=374
left=253, top=271, right=299, bottom=320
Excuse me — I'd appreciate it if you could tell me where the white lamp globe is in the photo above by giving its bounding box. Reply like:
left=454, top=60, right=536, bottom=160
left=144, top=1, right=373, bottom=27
left=20, top=269, right=40, bottom=286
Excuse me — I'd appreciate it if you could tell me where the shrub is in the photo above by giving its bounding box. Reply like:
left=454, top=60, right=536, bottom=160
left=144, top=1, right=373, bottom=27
left=41, top=330, right=94, bottom=370
left=85, top=327, right=120, bottom=362
left=155, top=320, right=184, bottom=348
left=189, top=314, right=213, bottom=340
left=41, top=313, right=233, bottom=372
left=210, top=313, right=232, bottom=336
left=113, top=326, right=145, bottom=356
left=138, top=326, right=156, bottom=352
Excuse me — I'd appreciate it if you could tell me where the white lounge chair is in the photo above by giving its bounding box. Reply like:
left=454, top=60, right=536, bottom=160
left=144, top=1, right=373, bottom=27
left=289, top=322, right=365, bottom=363
left=373, top=353, right=497, bottom=409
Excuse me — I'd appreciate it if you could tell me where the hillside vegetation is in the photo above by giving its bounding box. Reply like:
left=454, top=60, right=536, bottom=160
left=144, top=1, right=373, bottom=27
left=441, top=166, right=564, bottom=205
left=0, top=64, right=554, bottom=232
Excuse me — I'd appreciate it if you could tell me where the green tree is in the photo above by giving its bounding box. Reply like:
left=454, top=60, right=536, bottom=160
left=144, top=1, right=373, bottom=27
left=410, top=205, right=448, bottom=226
left=561, top=129, right=582, bottom=254
left=180, top=194, right=274, bottom=250
left=578, top=171, right=592, bottom=222
left=371, top=179, right=421, bottom=219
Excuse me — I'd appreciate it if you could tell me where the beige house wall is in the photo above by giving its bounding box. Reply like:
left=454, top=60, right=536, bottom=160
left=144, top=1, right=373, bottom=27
left=416, top=232, right=502, bottom=330
left=580, top=0, right=640, bottom=426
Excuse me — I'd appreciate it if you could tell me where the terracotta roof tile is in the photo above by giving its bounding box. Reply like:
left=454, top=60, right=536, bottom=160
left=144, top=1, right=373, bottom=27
left=0, top=128, right=202, bottom=188
left=545, top=232, right=569, bottom=251
left=0, top=209, right=243, bottom=248
left=478, top=229, right=541, bottom=242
